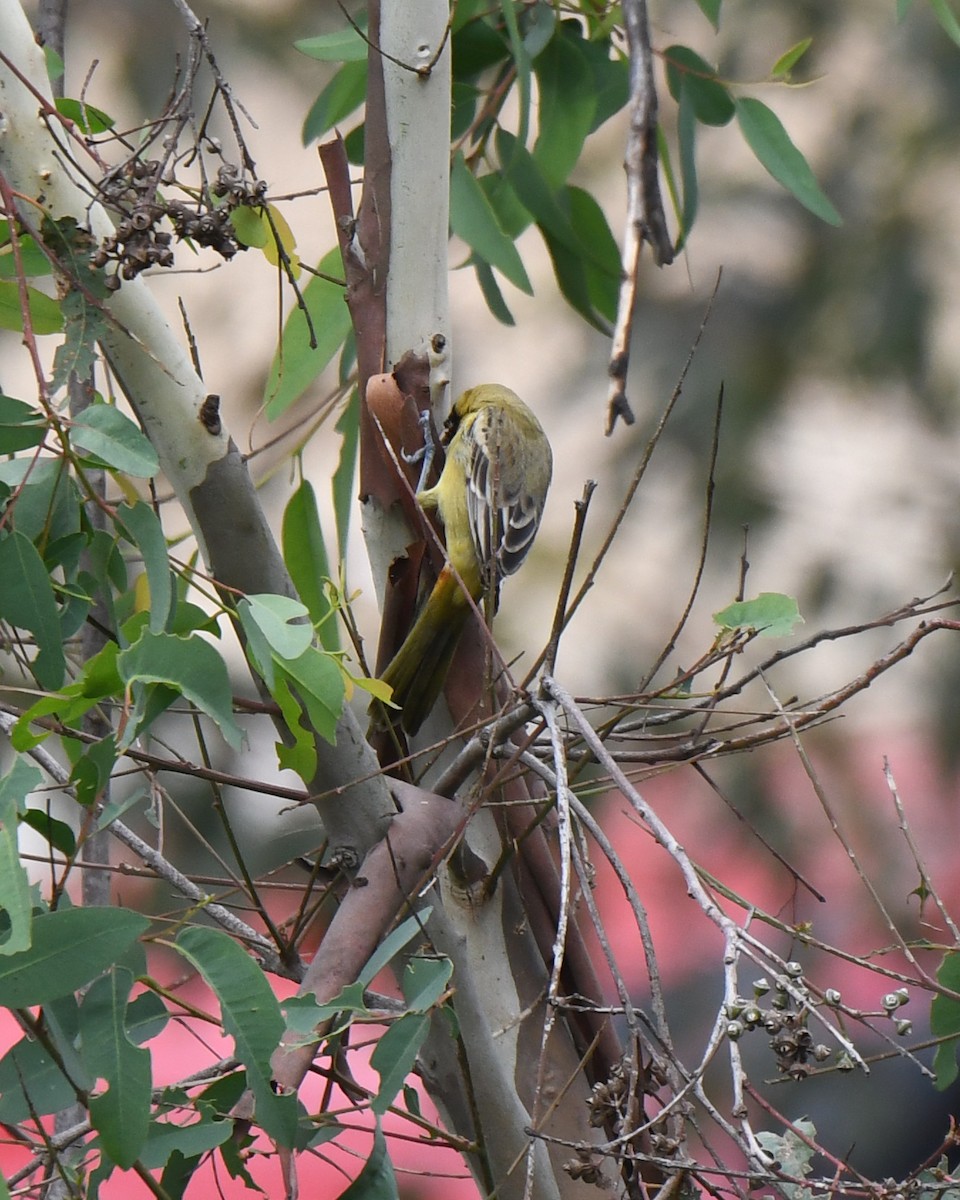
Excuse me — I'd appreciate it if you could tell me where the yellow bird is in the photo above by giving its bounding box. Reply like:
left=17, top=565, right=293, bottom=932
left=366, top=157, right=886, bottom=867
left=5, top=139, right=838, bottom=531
left=377, top=384, right=552, bottom=735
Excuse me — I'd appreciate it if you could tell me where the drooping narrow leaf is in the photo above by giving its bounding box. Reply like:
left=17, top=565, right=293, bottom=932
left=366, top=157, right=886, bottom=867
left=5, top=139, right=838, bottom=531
left=0, top=530, right=66, bottom=689
left=282, top=480, right=335, bottom=642
left=117, top=501, right=173, bottom=634
left=80, top=968, right=151, bottom=1168
left=333, top=390, right=359, bottom=564
left=532, top=23, right=596, bottom=188
left=735, top=97, right=842, bottom=226
left=264, top=247, right=351, bottom=419
left=174, top=927, right=297, bottom=1147
left=334, top=1123, right=398, bottom=1199
left=302, top=60, right=368, bottom=144
left=0, top=907, right=149, bottom=1006
left=0, top=758, right=41, bottom=954
left=450, top=154, right=532, bottom=294
left=370, top=1013, right=430, bottom=1116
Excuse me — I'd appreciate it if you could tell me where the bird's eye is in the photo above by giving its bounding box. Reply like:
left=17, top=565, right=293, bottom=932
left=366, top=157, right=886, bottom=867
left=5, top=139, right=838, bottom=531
left=441, top=409, right=460, bottom=446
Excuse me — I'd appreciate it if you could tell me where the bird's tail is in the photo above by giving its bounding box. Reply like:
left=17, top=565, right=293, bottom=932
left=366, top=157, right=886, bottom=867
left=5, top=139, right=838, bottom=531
left=372, top=568, right=472, bottom=735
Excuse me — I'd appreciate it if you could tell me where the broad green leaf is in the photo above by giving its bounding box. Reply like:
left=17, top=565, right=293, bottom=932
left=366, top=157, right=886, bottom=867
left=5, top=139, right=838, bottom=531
left=118, top=501, right=173, bottom=634
left=282, top=481, right=336, bottom=641
left=0, top=907, right=149, bottom=1006
left=664, top=46, right=734, bottom=127
left=240, top=594, right=313, bottom=662
left=295, top=22, right=367, bottom=62
left=335, top=1123, right=398, bottom=1199
left=370, top=1013, right=430, bottom=1115
left=117, top=631, right=243, bottom=750
left=0, top=1034, right=77, bottom=1121
left=401, top=955, right=453, bottom=1012
left=50, top=289, right=108, bottom=390
left=450, top=154, right=532, bottom=294
left=80, top=968, right=151, bottom=1168
left=771, top=38, right=813, bottom=80
left=754, top=1121, right=816, bottom=1200
left=20, top=807, right=76, bottom=857
left=125, top=989, right=169, bottom=1045
left=70, top=404, right=159, bottom=477
left=735, top=97, right=842, bottom=226
left=302, top=60, right=367, bottom=144
left=139, top=1116, right=233, bottom=1170
left=0, top=530, right=66, bottom=689
left=273, top=644, right=345, bottom=752
left=538, top=183, right=620, bottom=331
left=0, top=759, right=41, bottom=954
left=70, top=734, right=118, bottom=808
left=174, top=926, right=296, bottom=1147
left=238, top=593, right=314, bottom=688
left=0, top=224, right=51, bottom=279
left=229, top=205, right=270, bottom=249
left=282, top=983, right=369, bottom=1036
left=932, top=951, right=960, bottom=1088
left=56, top=97, right=114, bottom=133
left=521, top=2, right=556, bottom=58
left=930, top=0, right=960, bottom=45
left=577, top=37, right=629, bottom=133
left=533, top=23, right=596, bottom=188
left=713, top=592, right=803, bottom=638
left=694, top=0, right=722, bottom=28
left=0, top=456, right=77, bottom=546
left=0, top=280, right=63, bottom=334
left=264, top=247, right=351, bottom=419
left=0, top=395, right=46, bottom=452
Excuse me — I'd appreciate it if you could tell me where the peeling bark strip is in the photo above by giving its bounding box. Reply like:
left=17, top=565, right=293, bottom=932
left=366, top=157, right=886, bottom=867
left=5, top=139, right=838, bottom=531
left=606, top=0, right=675, bottom=435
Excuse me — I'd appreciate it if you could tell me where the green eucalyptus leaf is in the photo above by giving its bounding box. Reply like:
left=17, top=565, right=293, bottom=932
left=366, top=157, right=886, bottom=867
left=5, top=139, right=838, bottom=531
left=302, top=60, right=367, bottom=144
left=735, top=97, right=842, bottom=226
left=713, top=592, right=803, bottom=638
left=664, top=45, right=734, bottom=127
left=264, top=247, right=351, bottom=419
left=70, top=405, right=159, bottom=477
left=0, top=280, right=63, bottom=334
left=0, top=530, right=66, bottom=689
left=117, top=631, right=243, bottom=750
left=0, top=907, right=149, bottom=1006
left=450, top=154, right=532, bottom=294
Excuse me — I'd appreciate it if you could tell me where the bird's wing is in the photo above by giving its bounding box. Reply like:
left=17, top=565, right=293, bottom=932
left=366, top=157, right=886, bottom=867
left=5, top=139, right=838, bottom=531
left=464, top=405, right=545, bottom=593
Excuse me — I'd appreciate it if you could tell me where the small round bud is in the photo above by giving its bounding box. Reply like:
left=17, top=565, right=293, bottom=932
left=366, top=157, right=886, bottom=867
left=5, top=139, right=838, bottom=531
left=895, top=1019, right=913, bottom=1037
left=814, top=1044, right=832, bottom=1062
left=894, top=988, right=909, bottom=1006
left=784, top=961, right=803, bottom=978
left=824, top=989, right=842, bottom=1006
left=726, top=1021, right=744, bottom=1041
left=753, top=977, right=771, bottom=997
left=743, top=1007, right=762, bottom=1028
left=882, top=993, right=902, bottom=1012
